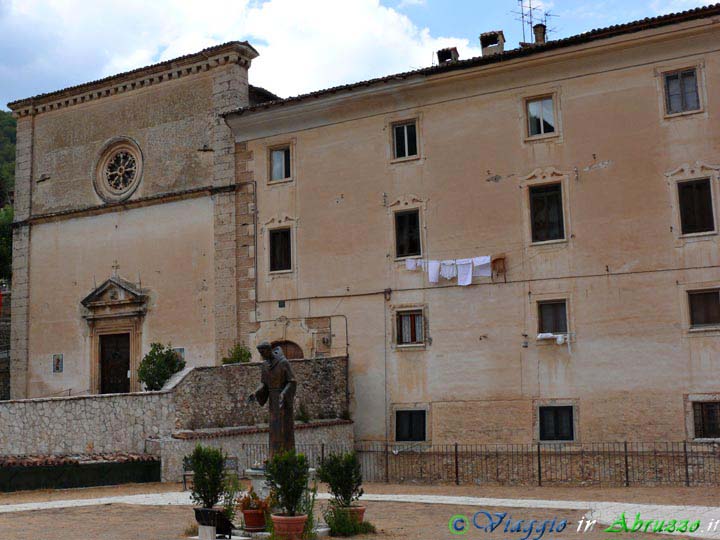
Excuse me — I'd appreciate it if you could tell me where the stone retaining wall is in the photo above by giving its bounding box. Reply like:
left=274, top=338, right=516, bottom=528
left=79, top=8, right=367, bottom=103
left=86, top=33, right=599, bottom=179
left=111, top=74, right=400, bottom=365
left=155, top=419, right=354, bottom=481
left=0, top=357, right=348, bottom=458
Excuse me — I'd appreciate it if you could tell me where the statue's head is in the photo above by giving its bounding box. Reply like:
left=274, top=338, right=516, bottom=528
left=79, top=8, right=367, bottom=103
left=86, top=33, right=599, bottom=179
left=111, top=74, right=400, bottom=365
left=257, top=341, right=273, bottom=361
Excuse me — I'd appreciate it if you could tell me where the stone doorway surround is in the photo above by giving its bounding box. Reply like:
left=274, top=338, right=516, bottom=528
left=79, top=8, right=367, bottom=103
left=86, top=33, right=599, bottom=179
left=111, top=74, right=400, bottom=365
left=81, top=276, right=147, bottom=394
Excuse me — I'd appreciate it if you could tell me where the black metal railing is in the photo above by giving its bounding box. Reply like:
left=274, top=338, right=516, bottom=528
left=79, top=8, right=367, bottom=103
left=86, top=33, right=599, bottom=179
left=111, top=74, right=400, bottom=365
left=352, top=441, right=720, bottom=486
left=228, top=441, right=720, bottom=487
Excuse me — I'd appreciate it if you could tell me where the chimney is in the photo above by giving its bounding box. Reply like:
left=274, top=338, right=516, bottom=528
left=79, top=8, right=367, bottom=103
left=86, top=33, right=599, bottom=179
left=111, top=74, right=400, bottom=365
left=437, top=47, right=459, bottom=64
left=533, top=23, right=547, bottom=45
left=480, top=30, right=505, bottom=57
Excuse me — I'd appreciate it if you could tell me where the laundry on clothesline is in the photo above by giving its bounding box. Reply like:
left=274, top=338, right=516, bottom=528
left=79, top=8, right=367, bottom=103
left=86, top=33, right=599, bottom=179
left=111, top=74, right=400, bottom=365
left=403, top=254, right=495, bottom=286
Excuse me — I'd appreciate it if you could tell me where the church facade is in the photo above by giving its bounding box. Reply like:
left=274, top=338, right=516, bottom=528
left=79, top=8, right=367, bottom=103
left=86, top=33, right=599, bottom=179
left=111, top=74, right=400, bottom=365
left=8, top=5, right=720, bottom=444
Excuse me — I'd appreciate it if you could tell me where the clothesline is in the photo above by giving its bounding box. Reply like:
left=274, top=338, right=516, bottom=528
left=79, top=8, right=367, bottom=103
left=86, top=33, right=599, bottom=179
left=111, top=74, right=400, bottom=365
left=405, top=255, right=491, bottom=286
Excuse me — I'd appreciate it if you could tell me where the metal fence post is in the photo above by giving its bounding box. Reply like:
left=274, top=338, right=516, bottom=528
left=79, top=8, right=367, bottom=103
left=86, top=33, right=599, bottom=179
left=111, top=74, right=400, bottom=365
left=684, top=441, right=690, bottom=487
left=536, top=443, right=542, bottom=486
left=321, top=443, right=325, bottom=465
left=455, top=443, right=459, bottom=485
left=624, top=441, right=629, bottom=487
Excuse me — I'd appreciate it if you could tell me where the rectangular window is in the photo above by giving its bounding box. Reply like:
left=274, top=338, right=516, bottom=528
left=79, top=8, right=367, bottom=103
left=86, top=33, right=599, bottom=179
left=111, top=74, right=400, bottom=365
left=688, top=290, right=720, bottom=328
left=694, top=402, right=720, bottom=438
left=395, top=209, right=421, bottom=258
left=539, top=406, right=574, bottom=441
left=396, top=310, right=424, bottom=346
left=393, top=121, right=418, bottom=159
left=678, top=179, right=714, bottom=234
left=530, top=183, right=565, bottom=242
left=538, top=300, right=568, bottom=334
left=396, top=410, right=426, bottom=442
left=665, top=69, right=700, bottom=115
left=269, top=228, right=292, bottom=272
left=527, top=96, right=556, bottom=137
left=270, top=147, right=291, bottom=181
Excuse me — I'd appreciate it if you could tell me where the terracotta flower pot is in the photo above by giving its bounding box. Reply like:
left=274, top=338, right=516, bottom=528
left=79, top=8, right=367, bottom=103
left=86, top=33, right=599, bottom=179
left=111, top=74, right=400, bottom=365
left=337, top=505, right=366, bottom=523
left=271, top=513, right=308, bottom=540
left=242, top=508, right=266, bottom=532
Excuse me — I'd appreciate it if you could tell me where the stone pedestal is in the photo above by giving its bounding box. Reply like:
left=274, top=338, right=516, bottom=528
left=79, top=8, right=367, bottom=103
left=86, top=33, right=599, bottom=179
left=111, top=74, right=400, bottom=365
left=244, top=468, right=317, bottom=500
left=198, top=525, right=216, bottom=540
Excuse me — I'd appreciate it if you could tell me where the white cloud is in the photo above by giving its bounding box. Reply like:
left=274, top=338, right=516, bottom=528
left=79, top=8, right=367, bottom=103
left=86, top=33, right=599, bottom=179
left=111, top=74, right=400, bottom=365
left=0, top=0, right=481, bottom=107
left=397, top=0, right=426, bottom=9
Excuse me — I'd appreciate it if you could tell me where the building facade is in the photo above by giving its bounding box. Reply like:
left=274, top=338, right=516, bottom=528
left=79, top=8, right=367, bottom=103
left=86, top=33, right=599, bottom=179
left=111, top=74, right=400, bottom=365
left=8, top=6, right=720, bottom=444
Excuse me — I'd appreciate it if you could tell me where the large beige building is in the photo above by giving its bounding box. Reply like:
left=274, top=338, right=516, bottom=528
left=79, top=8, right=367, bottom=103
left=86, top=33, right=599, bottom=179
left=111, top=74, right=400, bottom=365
left=8, top=5, right=720, bottom=445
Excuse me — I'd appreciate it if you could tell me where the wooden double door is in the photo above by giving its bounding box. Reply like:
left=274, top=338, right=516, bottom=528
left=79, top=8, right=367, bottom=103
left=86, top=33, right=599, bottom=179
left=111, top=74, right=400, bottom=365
left=100, top=333, right=131, bottom=394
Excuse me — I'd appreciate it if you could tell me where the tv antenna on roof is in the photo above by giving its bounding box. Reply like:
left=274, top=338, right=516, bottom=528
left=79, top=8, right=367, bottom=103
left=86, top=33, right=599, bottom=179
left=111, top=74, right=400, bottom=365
left=512, top=0, right=559, bottom=43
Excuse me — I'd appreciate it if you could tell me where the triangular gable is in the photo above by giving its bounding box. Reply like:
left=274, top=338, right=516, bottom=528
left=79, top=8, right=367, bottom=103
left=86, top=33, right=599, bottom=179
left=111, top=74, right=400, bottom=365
left=81, top=276, right=147, bottom=308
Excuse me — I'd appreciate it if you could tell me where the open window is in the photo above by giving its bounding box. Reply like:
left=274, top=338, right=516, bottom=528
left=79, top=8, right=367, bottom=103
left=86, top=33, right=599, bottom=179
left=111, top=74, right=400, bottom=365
left=693, top=402, right=720, bottom=438
left=396, top=309, right=425, bottom=346
left=269, top=228, right=292, bottom=272
left=678, top=179, right=715, bottom=235
left=529, top=183, right=565, bottom=242
left=395, top=209, right=421, bottom=258
left=538, top=300, right=568, bottom=334
left=526, top=96, right=556, bottom=137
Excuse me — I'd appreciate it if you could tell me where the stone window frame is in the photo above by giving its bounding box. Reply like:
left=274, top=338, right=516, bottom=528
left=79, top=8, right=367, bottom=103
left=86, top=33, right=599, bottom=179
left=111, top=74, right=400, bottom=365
left=390, top=303, right=430, bottom=351
left=262, top=215, right=298, bottom=279
left=529, top=290, right=575, bottom=347
left=520, top=88, right=563, bottom=144
left=386, top=112, right=423, bottom=165
left=267, top=140, right=296, bottom=186
left=665, top=161, right=720, bottom=246
left=520, top=167, right=573, bottom=250
left=533, top=398, right=579, bottom=443
left=684, top=393, right=720, bottom=441
left=391, top=402, right=431, bottom=443
left=92, top=137, right=144, bottom=203
left=655, top=60, right=707, bottom=121
left=677, top=278, right=720, bottom=337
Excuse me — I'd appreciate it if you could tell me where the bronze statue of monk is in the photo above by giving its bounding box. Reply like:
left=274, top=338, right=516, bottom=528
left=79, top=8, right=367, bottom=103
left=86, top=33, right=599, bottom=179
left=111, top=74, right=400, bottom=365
left=247, top=342, right=297, bottom=458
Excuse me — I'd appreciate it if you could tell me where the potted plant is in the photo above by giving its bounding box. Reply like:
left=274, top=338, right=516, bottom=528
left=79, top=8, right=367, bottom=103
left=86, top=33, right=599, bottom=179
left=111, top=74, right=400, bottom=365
left=188, top=444, right=235, bottom=537
left=238, top=486, right=269, bottom=532
left=264, top=450, right=310, bottom=540
left=317, top=451, right=365, bottom=523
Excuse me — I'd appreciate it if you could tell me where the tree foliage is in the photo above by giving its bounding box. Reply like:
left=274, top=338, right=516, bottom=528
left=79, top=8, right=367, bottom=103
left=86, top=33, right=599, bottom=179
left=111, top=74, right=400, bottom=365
left=0, top=111, right=15, bottom=207
left=137, top=342, right=186, bottom=391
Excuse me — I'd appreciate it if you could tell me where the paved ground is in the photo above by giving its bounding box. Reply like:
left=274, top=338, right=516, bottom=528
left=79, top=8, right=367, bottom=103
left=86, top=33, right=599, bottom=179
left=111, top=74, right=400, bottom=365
left=0, top=501, right=694, bottom=540
left=0, top=483, right=718, bottom=539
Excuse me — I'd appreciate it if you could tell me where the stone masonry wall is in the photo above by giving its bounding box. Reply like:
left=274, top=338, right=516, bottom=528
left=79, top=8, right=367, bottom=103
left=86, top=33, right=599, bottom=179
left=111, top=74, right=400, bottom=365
left=173, top=357, right=349, bottom=430
left=0, top=292, right=11, bottom=400
left=0, top=356, right=348, bottom=457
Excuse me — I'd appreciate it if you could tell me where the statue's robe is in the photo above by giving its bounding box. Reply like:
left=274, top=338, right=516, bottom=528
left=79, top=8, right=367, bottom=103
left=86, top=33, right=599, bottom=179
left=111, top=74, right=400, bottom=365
left=253, top=352, right=297, bottom=458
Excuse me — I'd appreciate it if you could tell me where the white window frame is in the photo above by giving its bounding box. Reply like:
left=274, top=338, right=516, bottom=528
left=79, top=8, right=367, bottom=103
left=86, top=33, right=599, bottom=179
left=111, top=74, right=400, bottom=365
left=268, top=144, right=293, bottom=184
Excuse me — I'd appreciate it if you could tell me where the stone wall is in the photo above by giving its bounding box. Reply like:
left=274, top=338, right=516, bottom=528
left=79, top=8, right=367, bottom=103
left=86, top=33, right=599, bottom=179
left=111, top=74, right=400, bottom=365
left=173, top=357, right=349, bottom=430
left=0, top=356, right=348, bottom=457
left=0, top=292, right=10, bottom=400
left=155, top=419, right=354, bottom=481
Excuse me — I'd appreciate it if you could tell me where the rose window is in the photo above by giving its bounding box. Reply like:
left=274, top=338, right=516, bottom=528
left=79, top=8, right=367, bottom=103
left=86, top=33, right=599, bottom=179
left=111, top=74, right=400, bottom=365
left=94, top=138, right=143, bottom=203
left=105, top=151, right=137, bottom=192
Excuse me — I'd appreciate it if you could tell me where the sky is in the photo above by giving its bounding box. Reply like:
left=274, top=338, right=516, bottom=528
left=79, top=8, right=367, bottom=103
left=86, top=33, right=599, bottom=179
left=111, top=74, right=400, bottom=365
left=0, top=0, right=712, bottom=109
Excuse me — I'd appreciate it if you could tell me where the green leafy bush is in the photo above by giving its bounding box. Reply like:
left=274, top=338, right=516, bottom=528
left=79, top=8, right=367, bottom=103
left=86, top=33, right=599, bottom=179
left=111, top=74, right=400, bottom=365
left=317, top=452, right=363, bottom=507
left=137, top=343, right=185, bottom=391
left=264, top=450, right=309, bottom=517
left=324, top=505, right=376, bottom=537
left=188, top=445, right=226, bottom=509
left=222, top=343, right=252, bottom=364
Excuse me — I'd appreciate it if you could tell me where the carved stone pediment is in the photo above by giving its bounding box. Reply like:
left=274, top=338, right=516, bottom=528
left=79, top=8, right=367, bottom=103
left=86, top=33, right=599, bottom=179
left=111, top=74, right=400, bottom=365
left=521, top=166, right=572, bottom=183
left=665, top=161, right=720, bottom=179
left=81, top=276, right=148, bottom=320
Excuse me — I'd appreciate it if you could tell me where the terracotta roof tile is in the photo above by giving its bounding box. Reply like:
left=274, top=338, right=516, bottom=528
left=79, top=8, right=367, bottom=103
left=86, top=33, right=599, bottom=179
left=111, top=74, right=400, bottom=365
left=224, top=3, right=720, bottom=117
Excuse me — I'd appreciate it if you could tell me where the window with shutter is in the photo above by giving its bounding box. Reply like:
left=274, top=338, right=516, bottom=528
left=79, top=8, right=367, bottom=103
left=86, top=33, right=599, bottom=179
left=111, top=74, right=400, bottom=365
left=539, top=406, right=574, bottom=441
left=678, top=179, right=714, bottom=234
left=396, top=410, right=426, bottom=442
left=530, top=184, right=565, bottom=242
